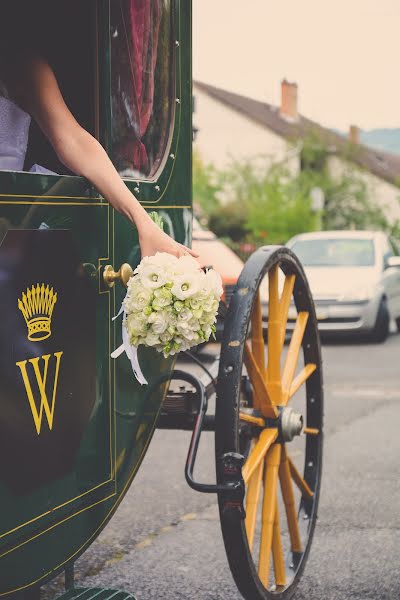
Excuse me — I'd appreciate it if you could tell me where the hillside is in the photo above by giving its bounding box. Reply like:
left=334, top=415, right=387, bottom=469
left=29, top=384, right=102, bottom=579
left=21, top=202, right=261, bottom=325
left=360, top=129, right=400, bottom=155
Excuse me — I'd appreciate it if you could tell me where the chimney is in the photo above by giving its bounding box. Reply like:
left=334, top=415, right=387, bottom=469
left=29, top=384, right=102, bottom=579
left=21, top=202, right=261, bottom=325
left=280, top=79, right=298, bottom=121
left=349, top=124, right=360, bottom=145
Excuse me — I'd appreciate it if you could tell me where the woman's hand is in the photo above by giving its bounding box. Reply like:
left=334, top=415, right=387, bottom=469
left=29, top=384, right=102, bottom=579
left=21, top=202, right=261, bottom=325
left=139, top=219, right=199, bottom=259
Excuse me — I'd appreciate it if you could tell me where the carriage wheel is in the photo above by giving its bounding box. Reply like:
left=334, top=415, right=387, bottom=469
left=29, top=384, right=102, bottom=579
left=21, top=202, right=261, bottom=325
left=216, top=246, right=323, bottom=600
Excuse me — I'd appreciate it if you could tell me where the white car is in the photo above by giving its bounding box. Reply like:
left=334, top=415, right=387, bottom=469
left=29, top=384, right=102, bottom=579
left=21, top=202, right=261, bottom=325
left=285, top=231, right=400, bottom=342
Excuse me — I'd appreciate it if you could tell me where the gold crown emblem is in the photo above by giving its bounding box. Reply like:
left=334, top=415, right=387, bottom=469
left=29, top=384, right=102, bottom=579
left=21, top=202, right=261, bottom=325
left=18, top=284, right=58, bottom=342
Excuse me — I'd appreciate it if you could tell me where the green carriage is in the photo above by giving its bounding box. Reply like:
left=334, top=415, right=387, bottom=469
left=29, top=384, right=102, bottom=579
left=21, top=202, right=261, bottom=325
left=0, top=2, right=323, bottom=599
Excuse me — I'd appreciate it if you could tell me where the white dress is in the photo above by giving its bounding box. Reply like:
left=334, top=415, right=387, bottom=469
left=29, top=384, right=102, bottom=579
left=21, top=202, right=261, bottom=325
left=0, top=80, right=56, bottom=174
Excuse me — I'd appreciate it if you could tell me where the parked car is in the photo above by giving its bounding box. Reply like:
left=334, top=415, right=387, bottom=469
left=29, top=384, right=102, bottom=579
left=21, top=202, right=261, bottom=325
left=191, top=218, right=243, bottom=338
left=192, top=218, right=243, bottom=301
left=284, top=230, right=400, bottom=342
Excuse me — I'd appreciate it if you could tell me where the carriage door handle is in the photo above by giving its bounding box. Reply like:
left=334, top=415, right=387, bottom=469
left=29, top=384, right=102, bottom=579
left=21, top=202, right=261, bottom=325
left=103, top=263, right=134, bottom=288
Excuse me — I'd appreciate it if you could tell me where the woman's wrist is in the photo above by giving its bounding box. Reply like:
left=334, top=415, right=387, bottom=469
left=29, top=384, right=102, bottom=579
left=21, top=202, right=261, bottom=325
left=116, top=188, right=153, bottom=229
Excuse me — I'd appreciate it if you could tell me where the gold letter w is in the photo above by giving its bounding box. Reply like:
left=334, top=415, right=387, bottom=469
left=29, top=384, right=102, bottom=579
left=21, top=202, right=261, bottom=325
left=16, top=352, right=64, bottom=435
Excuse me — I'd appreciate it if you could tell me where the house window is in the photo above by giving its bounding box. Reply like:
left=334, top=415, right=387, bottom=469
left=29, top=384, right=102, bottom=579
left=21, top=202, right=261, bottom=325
left=110, top=0, right=175, bottom=180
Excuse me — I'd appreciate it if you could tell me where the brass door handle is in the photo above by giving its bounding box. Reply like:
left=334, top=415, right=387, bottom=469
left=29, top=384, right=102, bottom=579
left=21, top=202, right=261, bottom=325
left=103, top=263, right=134, bottom=288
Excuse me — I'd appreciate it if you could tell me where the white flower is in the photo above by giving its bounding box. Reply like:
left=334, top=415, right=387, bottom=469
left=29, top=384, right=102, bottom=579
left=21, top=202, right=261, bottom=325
left=149, top=252, right=179, bottom=269
left=139, top=265, right=168, bottom=289
left=179, top=307, right=193, bottom=321
left=126, top=313, right=147, bottom=337
left=188, top=295, right=204, bottom=310
left=125, top=287, right=153, bottom=312
left=134, top=252, right=178, bottom=273
left=181, top=328, right=199, bottom=341
left=188, top=317, right=200, bottom=331
left=191, top=308, right=203, bottom=320
left=148, top=310, right=169, bottom=335
left=160, top=329, right=174, bottom=343
left=145, top=330, right=161, bottom=347
left=202, top=324, right=213, bottom=339
left=175, top=255, right=201, bottom=275
left=204, top=269, right=223, bottom=298
left=172, top=273, right=200, bottom=300
left=152, top=287, right=173, bottom=310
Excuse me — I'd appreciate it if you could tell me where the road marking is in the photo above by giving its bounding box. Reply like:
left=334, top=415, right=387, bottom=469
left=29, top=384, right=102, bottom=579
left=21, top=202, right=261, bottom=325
left=327, top=385, right=400, bottom=399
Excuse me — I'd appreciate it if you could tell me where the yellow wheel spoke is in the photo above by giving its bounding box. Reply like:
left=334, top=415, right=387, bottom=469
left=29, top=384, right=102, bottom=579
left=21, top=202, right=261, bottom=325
left=279, top=274, right=296, bottom=350
left=244, top=343, right=278, bottom=418
left=289, top=363, right=317, bottom=399
left=239, top=412, right=266, bottom=428
left=267, top=266, right=282, bottom=404
left=281, top=312, right=309, bottom=404
left=258, top=444, right=281, bottom=588
left=251, top=291, right=266, bottom=375
left=288, top=457, right=314, bottom=499
left=303, top=427, right=320, bottom=436
left=272, top=497, right=286, bottom=587
left=245, top=459, right=264, bottom=552
left=279, top=446, right=302, bottom=553
left=242, top=429, right=278, bottom=484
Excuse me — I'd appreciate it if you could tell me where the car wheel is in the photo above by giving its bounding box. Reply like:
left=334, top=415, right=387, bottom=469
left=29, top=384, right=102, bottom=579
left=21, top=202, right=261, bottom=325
left=369, top=298, right=390, bottom=343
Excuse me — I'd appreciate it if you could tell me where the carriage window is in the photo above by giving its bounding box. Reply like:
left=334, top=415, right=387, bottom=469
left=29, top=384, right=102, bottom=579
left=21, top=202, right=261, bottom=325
left=110, top=0, right=175, bottom=179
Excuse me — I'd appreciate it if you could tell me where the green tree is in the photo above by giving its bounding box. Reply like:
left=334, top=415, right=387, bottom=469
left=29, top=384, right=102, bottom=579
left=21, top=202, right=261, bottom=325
left=219, top=160, right=319, bottom=244
left=192, top=151, right=220, bottom=216
left=193, top=137, right=397, bottom=247
left=299, top=134, right=392, bottom=231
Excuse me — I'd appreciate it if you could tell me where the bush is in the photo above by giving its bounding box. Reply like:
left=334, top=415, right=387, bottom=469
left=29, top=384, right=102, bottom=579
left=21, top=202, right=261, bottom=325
left=208, top=202, right=248, bottom=242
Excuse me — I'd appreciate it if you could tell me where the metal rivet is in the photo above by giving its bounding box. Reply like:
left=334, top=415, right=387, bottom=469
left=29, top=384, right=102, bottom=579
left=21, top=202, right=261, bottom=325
left=310, top=397, right=315, bottom=404
left=155, top=185, right=160, bottom=192
left=290, top=562, right=294, bottom=569
left=303, top=514, right=309, bottom=520
left=175, top=40, right=180, bottom=47
left=134, top=187, right=140, bottom=194
left=225, top=365, right=234, bottom=374
left=307, top=461, right=313, bottom=467
left=176, top=98, right=181, bottom=104
left=170, top=153, right=175, bottom=159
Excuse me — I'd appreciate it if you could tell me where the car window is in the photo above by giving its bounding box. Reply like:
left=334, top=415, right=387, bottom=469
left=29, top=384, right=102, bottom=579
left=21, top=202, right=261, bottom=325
left=290, top=238, right=375, bottom=267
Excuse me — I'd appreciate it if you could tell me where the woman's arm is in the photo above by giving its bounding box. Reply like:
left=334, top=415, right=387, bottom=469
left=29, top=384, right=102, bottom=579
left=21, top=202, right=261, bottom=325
left=9, top=56, right=198, bottom=259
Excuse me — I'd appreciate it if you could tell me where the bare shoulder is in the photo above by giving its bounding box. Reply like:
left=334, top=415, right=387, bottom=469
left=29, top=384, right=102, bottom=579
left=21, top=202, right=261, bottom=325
left=8, top=55, right=57, bottom=109
left=6, top=53, right=77, bottom=139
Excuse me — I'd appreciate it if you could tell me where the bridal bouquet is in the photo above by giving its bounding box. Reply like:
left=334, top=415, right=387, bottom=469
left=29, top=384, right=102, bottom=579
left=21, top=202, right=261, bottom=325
left=112, top=245, right=223, bottom=385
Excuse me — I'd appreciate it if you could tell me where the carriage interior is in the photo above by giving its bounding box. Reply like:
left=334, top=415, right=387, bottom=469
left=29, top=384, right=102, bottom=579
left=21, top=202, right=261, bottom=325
left=0, top=0, right=175, bottom=180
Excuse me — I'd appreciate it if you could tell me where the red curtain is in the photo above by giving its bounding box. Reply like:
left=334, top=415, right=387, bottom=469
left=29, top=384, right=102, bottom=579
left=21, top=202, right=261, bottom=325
left=114, top=0, right=162, bottom=173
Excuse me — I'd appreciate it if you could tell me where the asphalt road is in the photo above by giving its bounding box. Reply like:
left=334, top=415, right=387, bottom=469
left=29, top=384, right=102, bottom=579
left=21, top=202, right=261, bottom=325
left=44, top=330, right=400, bottom=600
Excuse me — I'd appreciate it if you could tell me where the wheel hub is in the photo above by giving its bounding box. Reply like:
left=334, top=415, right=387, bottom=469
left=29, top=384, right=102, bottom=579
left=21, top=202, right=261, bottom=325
left=280, top=407, right=304, bottom=442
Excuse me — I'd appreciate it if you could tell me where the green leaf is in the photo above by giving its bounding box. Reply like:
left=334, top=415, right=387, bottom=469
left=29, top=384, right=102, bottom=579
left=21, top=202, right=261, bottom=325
left=149, top=211, right=165, bottom=231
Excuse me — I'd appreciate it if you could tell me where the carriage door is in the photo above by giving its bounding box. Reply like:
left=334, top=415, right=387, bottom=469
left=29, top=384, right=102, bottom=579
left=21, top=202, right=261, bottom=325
left=0, top=0, right=117, bottom=561
left=0, top=185, right=116, bottom=551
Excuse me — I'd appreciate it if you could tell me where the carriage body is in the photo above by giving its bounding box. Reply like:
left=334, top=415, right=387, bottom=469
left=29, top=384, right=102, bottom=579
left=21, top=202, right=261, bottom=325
left=0, top=1, right=192, bottom=594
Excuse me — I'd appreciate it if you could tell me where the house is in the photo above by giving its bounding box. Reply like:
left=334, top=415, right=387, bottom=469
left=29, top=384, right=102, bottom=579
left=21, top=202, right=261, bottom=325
left=193, top=80, right=400, bottom=222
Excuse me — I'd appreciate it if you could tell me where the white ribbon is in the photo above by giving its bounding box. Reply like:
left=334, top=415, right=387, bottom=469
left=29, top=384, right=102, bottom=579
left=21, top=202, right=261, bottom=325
left=111, top=305, right=148, bottom=386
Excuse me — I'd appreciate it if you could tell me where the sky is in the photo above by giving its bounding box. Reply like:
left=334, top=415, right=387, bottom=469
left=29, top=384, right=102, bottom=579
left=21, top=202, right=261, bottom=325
left=193, top=0, right=400, bottom=131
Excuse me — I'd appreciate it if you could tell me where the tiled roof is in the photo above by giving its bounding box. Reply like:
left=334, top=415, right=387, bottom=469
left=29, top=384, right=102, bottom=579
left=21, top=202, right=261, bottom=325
left=194, top=81, right=400, bottom=187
